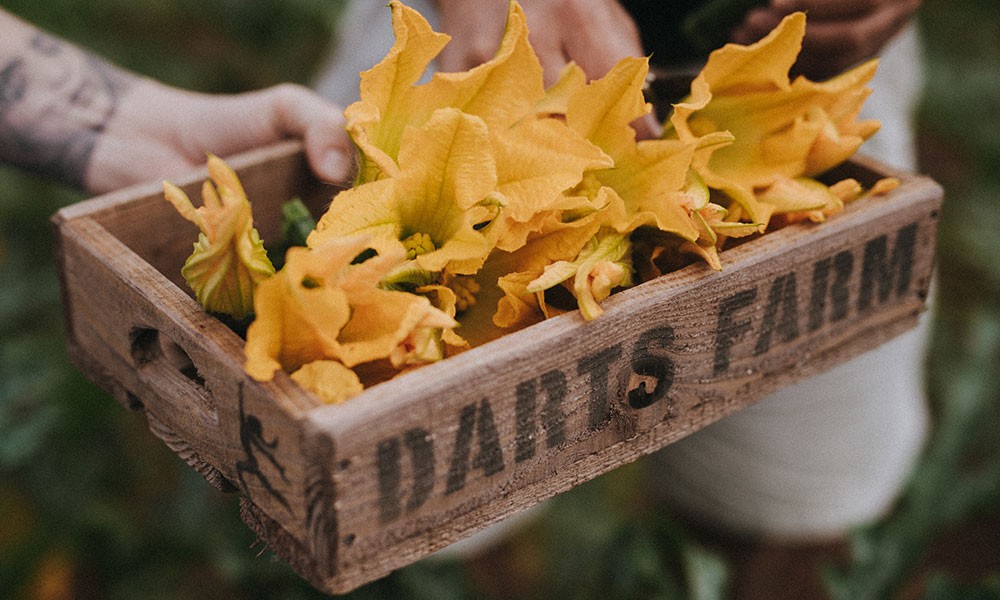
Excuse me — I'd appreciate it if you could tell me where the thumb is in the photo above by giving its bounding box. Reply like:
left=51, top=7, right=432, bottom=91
left=269, top=84, right=353, bottom=183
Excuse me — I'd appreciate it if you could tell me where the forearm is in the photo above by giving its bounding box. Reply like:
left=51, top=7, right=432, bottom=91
left=0, top=9, right=139, bottom=188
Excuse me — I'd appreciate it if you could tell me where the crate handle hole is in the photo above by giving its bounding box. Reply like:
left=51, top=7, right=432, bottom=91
left=125, top=392, right=145, bottom=412
left=129, top=327, right=206, bottom=387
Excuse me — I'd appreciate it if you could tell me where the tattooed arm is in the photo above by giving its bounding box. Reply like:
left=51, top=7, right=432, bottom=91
left=0, top=13, right=122, bottom=188
left=0, top=9, right=352, bottom=193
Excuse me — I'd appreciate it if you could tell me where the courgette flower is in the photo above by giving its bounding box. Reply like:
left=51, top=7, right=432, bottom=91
left=244, top=234, right=457, bottom=387
left=163, top=155, right=274, bottom=320
left=565, top=58, right=709, bottom=241
left=346, top=0, right=611, bottom=256
left=348, top=1, right=547, bottom=183
left=308, top=108, right=498, bottom=280
left=665, top=11, right=880, bottom=227
left=527, top=229, right=633, bottom=321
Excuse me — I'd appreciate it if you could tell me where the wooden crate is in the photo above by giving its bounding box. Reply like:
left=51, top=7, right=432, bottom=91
left=53, top=141, right=941, bottom=593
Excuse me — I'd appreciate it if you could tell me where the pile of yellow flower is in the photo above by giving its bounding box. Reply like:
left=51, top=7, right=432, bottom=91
left=164, top=1, right=895, bottom=404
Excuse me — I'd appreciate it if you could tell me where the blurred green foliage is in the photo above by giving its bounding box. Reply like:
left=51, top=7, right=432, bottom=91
left=0, top=0, right=343, bottom=92
left=1, top=0, right=999, bottom=598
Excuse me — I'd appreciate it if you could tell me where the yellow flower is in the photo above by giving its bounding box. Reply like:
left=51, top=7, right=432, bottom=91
left=163, top=154, right=274, bottom=320
left=666, top=11, right=880, bottom=226
left=411, top=277, right=473, bottom=352
left=348, top=1, right=546, bottom=183
left=244, top=234, right=457, bottom=383
left=681, top=201, right=762, bottom=271
left=770, top=177, right=894, bottom=227
left=565, top=57, right=708, bottom=241
left=478, top=56, right=734, bottom=319
left=489, top=212, right=605, bottom=328
left=534, top=62, right=588, bottom=117
left=869, top=177, right=901, bottom=196
left=309, top=108, right=498, bottom=279
left=344, top=0, right=610, bottom=257
left=527, top=229, right=633, bottom=321
left=346, top=1, right=448, bottom=182
left=243, top=237, right=360, bottom=381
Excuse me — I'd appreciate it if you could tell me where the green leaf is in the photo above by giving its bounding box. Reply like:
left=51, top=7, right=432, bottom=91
left=281, top=197, right=318, bottom=249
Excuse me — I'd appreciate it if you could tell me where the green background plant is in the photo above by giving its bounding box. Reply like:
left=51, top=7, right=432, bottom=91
left=1, top=1, right=998, bottom=598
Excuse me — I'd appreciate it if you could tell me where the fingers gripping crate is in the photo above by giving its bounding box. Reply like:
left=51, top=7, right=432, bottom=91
left=53, top=141, right=942, bottom=594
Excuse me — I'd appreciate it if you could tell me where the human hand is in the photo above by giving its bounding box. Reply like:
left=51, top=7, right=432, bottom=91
left=730, top=0, right=921, bottom=79
left=434, top=0, right=660, bottom=137
left=86, top=81, right=351, bottom=194
left=0, top=9, right=352, bottom=194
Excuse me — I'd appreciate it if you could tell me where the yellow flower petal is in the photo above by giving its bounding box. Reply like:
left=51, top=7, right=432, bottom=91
left=491, top=193, right=597, bottom=253
left=207, top=154, right=248, bottom=204
left=491, top=217, right=603, bottom=328
left=163, top=181, right=205, bottom=230
left=337, top=288, right=457, bottom=367
left=828, top=178, right=865, bottom=202
left=566, top=57, right=701, bottom=241
left=694, top=12, right=804, bottom=96
left=416, top=281, right=471, bottom=349
left=679, top=240, right=723, bottom=271
left=291, top=360, right=364, bottom=404
left=181, top=228, right=273, bottom=321
left=489, top=116, right=612, bottom=251
left=597, top=139, right=699, bottom=239
left=391, top=329, right=444, bottom=367
left=308, top=178, right=401, bottom=247
left=244, top=240, right=362, bottom=380
left=535, top=62, right=587, bottom=117
left=583, top=256, right=631, bottom=314
left=758, top=176, right=839, bottom=214
left=425, top=1, right=544, bottom=130
left=347, top=1, right=450, bottom=181
left=494, top=270, right=548, bottom=331
left=526, top=230, right=632, bottom=321
left=567, top=56, right=651, bottom=157
left=870, top=177, right=901, bottom=196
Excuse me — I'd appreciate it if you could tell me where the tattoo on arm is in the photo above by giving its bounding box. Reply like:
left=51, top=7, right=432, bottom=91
left=0, top=32, right=136, bottom=188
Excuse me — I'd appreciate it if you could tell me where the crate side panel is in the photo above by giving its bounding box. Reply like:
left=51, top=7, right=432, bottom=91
left=304, top=175, right=941, bottom=591
left=56, top=216, right=322, bottom=543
